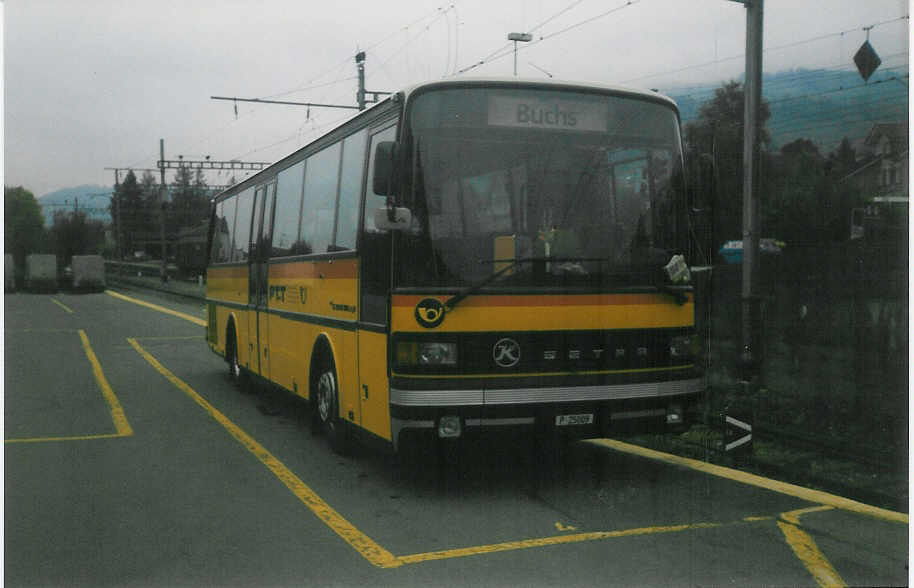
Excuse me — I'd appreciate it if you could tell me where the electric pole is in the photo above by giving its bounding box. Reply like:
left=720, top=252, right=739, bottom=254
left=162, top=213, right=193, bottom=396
left=114, top=169, right=121, bottom=263
left=736, top=0, right=764, bottom=377
left=159, top=139, right=168, bottom=282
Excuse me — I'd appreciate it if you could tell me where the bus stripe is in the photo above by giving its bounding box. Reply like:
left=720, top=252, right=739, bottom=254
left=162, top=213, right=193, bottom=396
left=392, top=293, right=692, bottom=307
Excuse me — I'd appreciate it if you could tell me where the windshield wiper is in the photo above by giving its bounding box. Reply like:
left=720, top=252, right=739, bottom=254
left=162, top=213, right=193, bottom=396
left=445, top=257, right=538, bottom=311
left=445, top=257, right=605, bottom=312
left=444, top=256, right=688, bottom=312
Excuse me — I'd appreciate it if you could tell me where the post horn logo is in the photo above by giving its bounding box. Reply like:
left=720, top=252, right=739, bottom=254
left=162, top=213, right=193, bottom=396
left=414, top=298, right=446, bottom=328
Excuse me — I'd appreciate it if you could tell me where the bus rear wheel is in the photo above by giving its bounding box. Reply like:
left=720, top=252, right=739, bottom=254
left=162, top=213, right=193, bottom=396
left=226, top=325, right=244, bottom=389
left=314, top=356, right=349, bottom=455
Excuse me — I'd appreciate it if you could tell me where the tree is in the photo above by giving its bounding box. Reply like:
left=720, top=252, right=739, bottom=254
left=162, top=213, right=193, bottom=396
left=169, top=166, right=210, bottom=232
left=684, top=80, right=771, bottom=250
left=49, top=209, right=105, bottom=263
left=4, top=186, right=47, bottom=276
left=764, top=139, right=830, bottom=245
left=111, top=170, right=156, bottom=257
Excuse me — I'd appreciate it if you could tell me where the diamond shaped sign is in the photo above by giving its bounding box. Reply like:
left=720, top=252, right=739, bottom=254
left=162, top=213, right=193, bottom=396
left=854, top=40, right=881, bottom=82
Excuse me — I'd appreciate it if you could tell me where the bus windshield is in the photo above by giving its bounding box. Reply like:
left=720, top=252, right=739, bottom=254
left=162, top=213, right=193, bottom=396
left=397, top=86, right=688, bottom=290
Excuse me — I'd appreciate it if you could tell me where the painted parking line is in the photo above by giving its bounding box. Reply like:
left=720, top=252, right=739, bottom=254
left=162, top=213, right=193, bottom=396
left=5, top=329, right=133, bottom=444
left=127, top=337, right=403, bottom=569
left=115, top=294, right=901, bottom=575
left=397, top=519, right=764, bottom=565
left=587, top=439, right=908, bottom=524
left=106, top=289, right=206, bottom=326
left=50, top=297, right=74, bottom=314
left=127, top=334, right=796, bottom=570
left=777, top=506, right=846, bottom=588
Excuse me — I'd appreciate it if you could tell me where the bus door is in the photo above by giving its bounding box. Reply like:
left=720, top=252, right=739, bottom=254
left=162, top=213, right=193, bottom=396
left=358, top=123, right=397, bottom=440
left=248, top=183, right=275, bottom=378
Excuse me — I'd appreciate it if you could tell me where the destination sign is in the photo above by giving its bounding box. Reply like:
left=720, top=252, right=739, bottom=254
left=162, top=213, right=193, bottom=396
left=488, top=95, right=607, bottom=132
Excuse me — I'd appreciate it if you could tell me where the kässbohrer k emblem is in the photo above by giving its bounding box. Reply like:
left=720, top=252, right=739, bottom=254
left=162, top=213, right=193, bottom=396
left=415, top=298, right=446, bottom=328
left=493, top=338, right=521, bottom=368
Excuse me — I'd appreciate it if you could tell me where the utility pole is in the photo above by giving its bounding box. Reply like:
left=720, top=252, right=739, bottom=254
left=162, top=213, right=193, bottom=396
left=737, top=0, right=764, bottom=376
left=159, top=139, right=168, bottom=283
left=356, top=51, right=366, bottom=110
left=113, top=171, right=122, bottom=276
left=114, top=169, right=121, bottom=263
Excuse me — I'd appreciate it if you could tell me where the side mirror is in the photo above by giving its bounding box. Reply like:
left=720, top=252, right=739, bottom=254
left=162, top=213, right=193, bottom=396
left=372, top=141, right=400, bottom=196
left=373, top=207, right=412, bottom=231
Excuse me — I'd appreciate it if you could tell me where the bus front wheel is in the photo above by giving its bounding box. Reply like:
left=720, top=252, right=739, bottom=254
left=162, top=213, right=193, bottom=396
left=314, top=356, right=349, bottom=455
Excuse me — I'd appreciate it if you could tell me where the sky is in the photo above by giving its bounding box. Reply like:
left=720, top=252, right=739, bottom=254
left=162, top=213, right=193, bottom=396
left=2, top=0, right=909, bottom=198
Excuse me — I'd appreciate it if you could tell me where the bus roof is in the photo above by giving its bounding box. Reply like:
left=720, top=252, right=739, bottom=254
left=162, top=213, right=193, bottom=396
left=398, top=77, right=679, bottom=110
left=211, top=77, right=678, bottom=202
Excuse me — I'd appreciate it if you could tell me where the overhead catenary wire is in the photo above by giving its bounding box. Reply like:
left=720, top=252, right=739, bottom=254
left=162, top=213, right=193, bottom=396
left=663, top=56, right=909, bottom=101
left=623, top=14, right=909, bottom=85
left=456, top=0, right=640, bottom=75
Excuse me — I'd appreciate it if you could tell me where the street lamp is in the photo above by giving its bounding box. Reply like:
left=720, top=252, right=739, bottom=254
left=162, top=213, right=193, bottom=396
left=507, top=32, right=533, bottom=76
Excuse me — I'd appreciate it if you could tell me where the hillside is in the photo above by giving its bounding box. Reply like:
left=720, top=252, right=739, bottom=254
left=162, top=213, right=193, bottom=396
left=668, top=64, right=908, bottom=153
left=38, top=185, right=112, bottom=226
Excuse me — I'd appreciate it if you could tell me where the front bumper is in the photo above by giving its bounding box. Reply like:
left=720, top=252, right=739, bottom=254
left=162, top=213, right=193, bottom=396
left=390, top=377, right=705, bottom=450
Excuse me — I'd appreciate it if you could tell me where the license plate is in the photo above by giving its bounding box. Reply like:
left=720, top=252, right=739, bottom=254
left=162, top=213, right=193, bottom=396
left=555, top=413, right=594, bottom=426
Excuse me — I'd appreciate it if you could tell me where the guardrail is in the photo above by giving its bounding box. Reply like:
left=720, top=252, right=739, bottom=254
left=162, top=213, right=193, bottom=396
left=104, top=261, right=205, bottom=300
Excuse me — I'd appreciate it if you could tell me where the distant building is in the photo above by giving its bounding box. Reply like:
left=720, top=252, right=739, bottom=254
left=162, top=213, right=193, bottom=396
left=846, top=122, right=909, bottom=200
left=845, top=122, right=908, bottom=242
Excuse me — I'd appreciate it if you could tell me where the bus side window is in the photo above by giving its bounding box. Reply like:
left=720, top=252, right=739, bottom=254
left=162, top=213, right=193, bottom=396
left=232, top=188, right=255, bottom=262
left=300, top=142, right=342, bottom=254
left=334, top=129, right=368, bottom=250
left=210, top=200, right=227, bottom=263
left=272, top=162, right=305, bottom=257
left=218, top=194, right=239, bottom=263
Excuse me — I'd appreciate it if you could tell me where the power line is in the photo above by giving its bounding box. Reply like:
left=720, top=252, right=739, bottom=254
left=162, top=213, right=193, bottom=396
left=765, top=74, right=909, bottom=106
left=623, top=14, right=909, bottom=84
left=457, top=0, right=639, bottom=75
left=663, top=56, right=908, bottom=102
left=265, top=3, right=454, bottom=101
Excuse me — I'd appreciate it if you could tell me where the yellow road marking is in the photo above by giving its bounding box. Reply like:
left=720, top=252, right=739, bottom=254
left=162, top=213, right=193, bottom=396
left=51, top=298, right=73, bottom=314
left=106, top=290, right=206, bottom=326
left=133, top=335, right=204, bottom=341
left=778, top=506, right=846, bottom=587
left=588, top=439, right=908, bottom=524
left=127, top=337, right=402, bottom=569
left=79, top=330, right=133, bottom=436
left=554, top=521, right=578, bottom=532
left=398, top=521, right=725, bottom=565
left=5, top=330, right=133, bottom=443
left=5, top=433, right=127, bottom=444
left=4, top=328, right=80, bottom=333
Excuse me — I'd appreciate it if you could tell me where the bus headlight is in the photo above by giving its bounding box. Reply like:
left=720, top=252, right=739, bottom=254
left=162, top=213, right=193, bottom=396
left=418, top=342, right=458, bottom=366
left=396, top=342, right=458, bottom=366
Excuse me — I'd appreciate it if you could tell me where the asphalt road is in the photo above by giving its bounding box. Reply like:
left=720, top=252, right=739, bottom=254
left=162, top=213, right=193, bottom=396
left=4, top=288, right=908, bottom=587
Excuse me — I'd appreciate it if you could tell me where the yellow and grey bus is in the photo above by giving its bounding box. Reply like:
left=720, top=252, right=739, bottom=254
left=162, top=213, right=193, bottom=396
left=206, top=78, right=705, bottom=454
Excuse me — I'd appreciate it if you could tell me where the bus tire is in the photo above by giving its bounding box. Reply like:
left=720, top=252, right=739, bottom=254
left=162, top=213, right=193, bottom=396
left=314, top=355, right=349, bottom=455
left=226, top=323, right=244, bottom=388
